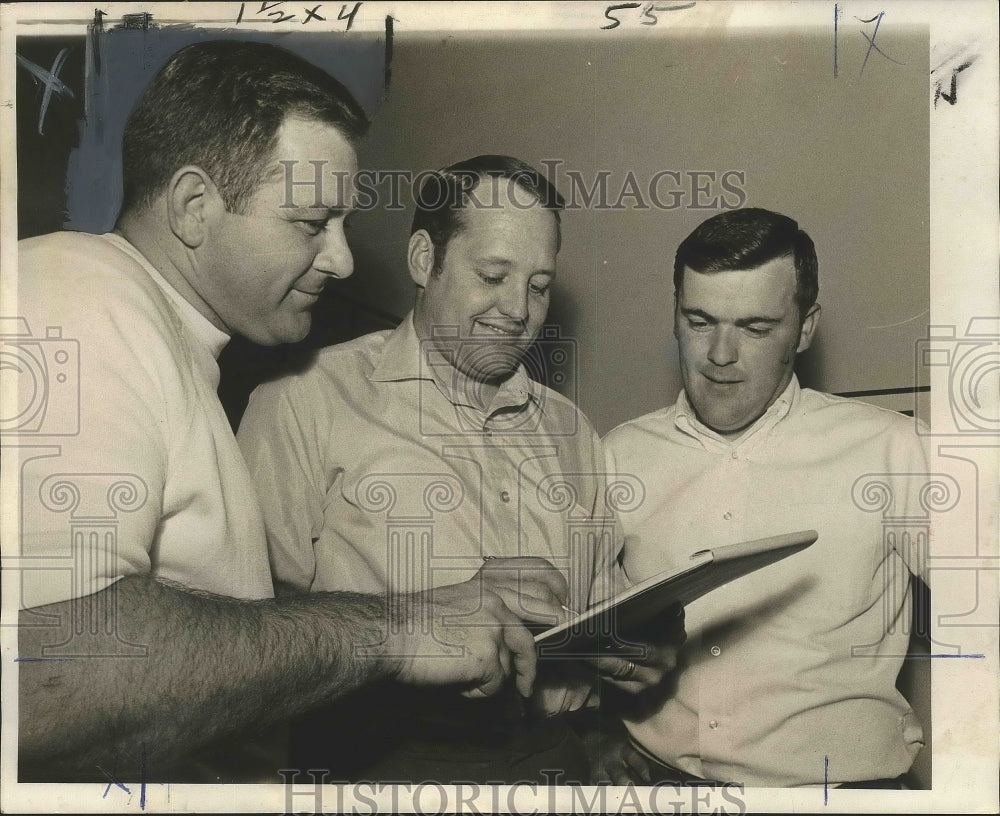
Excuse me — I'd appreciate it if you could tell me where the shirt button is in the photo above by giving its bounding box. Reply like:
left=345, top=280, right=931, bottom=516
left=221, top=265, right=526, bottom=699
left=723, top=512, right=732, bottom=521
left=709, top=720, right=719, bottom=729
left=710, top=645, right=721, bottom=656
left=500, top=490, right=511, bottom=503
left=731, top=451, right=738, bottom=459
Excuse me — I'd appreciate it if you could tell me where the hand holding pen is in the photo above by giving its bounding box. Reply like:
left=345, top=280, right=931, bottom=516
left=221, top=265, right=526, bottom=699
left=477, top=555, right=573, bottom=626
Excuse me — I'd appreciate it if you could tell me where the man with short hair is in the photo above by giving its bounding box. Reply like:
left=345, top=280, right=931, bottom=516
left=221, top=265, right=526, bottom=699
left=601, top=207, right=930, bottom=787
left=13, top=42, right=551, bottom=783
left=237, top=155, right=681, bottom=782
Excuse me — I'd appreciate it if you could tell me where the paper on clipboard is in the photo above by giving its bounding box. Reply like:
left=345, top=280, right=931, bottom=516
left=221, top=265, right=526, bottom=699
left=534, top=529, right=819, bottom=656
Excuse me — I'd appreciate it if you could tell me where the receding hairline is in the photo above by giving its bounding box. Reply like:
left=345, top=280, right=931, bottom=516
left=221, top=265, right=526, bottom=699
left=258, top=113, right=359, bottom=174
left=440, top=173, right=560, bottom=240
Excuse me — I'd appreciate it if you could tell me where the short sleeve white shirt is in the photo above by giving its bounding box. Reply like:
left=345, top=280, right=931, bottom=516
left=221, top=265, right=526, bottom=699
left=12, top=232, right=273, bottom=609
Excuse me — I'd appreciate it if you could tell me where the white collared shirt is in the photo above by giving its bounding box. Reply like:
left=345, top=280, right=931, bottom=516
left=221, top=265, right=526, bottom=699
left=604, top=377, right=931, bottom=786
left=238, top=313, right=615, bottom=611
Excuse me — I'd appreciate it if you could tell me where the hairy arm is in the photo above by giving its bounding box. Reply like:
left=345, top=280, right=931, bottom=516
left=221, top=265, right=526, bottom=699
left=19, top=572, right=536, bottom=780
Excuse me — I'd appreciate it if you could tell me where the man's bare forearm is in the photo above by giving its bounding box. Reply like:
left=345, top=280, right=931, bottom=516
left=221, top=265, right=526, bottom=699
left=18, top=575, right=398, bottom=778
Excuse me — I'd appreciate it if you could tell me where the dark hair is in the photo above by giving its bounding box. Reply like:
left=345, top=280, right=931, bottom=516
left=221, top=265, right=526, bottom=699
left=673, top=207, right=819, bottom=319
left=119, top=39, right=369, bottom=217
left=410, top=155, right=565, bottom=272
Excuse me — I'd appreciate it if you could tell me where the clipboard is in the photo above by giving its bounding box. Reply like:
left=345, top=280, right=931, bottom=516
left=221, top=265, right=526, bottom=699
left=534, top=529, right=818, bottom=656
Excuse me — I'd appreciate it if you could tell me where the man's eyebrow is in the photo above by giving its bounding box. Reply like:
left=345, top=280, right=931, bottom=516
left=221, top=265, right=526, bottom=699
left=283, top=205, right=352, bottom=218
left=474, top=257, right=513, bottom=269
left=734, top=315, right=782, bottom=326
left=473, top=257, right=556, bottom=277
left=679, top=307, right=782, bottom=325
left=679, top=307, right=717, bottom=322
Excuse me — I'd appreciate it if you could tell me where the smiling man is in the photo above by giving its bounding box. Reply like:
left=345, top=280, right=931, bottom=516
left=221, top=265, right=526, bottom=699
left=237, top=155, right=683, bottom=782
left=14, top=43, right=549, bottom=783
left=601, top=208, right=931, bottom=788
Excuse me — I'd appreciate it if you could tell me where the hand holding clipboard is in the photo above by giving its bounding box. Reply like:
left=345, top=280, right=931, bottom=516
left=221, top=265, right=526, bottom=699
left=534, top=529, right=818, bottom=658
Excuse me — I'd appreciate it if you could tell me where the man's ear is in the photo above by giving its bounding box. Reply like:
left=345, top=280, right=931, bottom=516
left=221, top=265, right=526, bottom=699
left=407, top=230, right=435, bottom=288
left=796, top=303, right=821, bottom=353
left=166, top=166, right=221, bottom=248
left=672, top=291, right=681, bottom=341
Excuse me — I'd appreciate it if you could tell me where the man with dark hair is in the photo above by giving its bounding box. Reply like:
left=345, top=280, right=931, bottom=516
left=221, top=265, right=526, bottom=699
left=672, top=207, right=818, bottom=322
left=238, top=155, right=682, bottom=782
left=601, top=207, right=930, bottom=787
left=14, top=43, right=550, bottom=783
left=119, top=39, right=370, bottom=218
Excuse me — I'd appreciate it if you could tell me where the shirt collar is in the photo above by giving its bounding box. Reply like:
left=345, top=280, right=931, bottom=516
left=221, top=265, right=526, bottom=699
left=102, top=232, right=231, bottom=360
left=369, top=312, right=424, bottom=383
left=674, top=375, right=800, bottom=448
left=371, top=312, right=540, bottom=414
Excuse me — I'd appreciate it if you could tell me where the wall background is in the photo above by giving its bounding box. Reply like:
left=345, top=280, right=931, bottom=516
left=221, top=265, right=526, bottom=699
left=346, top=29, right=929, bottom=434
left=24, top=24, right=930, bottom=434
